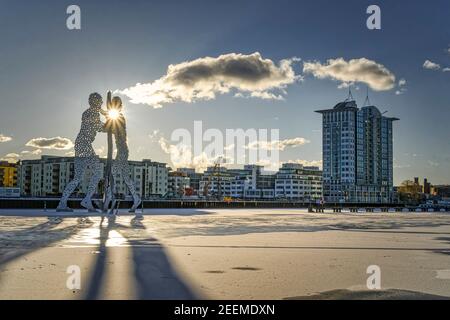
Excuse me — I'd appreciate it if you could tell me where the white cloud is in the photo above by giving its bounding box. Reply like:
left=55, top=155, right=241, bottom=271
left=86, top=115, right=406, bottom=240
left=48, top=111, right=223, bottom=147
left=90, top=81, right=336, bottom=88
left=246, top=137, right=310, bottom=151
left=254, top=159, right=323, bottom=172
left=117, top=52, right=301, bottom=108
left=286, top=159, right=323, bottom=169
left=253, top=159, right=280, bottom=171
left=0, top=153, right=20, bottom=163
left=303, top=57, right=396, bottom=91
left=443, top=67, right=450, bottom=72
left=25, top=137, right=74, bottom=150
left=0, top=134, right=12, bottom=143
left=95, top=146, right=106, bottom=156
left=337, top=82, right=353, bottom=89
left=4, top=153, right=19, bottom=158
left=21, top=149, right=42, bottom=155
left=158, top=136, right=220, bottom=172
left=156, top=133, right=310, bottom=172
left=148, top=130, right=162, bottom=141
left=395, top=78, right=407, bottom=95
left=423, top=59, right=441, bottom=70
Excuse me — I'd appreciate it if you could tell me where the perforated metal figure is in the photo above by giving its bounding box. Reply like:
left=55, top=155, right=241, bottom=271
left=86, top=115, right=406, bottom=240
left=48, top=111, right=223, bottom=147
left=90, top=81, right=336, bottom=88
left=107, top=96, right=141, bottom=212
left=57, top=93, right=106, bottom=212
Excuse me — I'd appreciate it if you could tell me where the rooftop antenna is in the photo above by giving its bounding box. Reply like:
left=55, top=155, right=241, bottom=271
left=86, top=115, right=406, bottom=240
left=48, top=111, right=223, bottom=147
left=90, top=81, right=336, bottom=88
left=364, top=86, right=371, bottom=106
left=345, top=85, right=354, bottom=101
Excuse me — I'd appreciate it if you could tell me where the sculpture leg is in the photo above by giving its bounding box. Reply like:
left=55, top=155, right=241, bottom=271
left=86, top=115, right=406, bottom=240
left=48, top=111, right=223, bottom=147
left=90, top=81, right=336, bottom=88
left=103, top=184, right=113, bottom=213
left=110, top=175, right=118, bottom=215
left=104, top=163, right=118, bottom=214
left=57, top=158, right=86, bottom=211
left=81, top=157, right=102, bottom=212
left=120, top=161, right=141, bottom=212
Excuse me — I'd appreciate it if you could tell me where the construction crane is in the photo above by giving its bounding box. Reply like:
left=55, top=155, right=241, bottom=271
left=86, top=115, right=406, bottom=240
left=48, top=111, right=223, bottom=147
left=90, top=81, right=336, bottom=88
left=202, top=157, right=223, bottom=200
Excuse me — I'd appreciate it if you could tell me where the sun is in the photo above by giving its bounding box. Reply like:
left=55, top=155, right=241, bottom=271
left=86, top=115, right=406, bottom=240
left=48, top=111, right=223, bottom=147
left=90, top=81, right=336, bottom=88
left=108, top=109, right=120, bottom=120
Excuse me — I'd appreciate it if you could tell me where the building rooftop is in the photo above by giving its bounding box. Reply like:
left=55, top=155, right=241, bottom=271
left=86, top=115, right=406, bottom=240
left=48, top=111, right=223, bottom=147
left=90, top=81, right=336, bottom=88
left=315, top=100, right=358, bottom=113
left=315, top=100, right=399, bottom=120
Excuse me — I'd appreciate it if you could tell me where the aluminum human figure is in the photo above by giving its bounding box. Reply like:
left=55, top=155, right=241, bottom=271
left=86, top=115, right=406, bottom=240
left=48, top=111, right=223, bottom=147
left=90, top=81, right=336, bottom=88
left=107, top=96, right=141, bottom=212
left=57, top=93, right=106, bottom=212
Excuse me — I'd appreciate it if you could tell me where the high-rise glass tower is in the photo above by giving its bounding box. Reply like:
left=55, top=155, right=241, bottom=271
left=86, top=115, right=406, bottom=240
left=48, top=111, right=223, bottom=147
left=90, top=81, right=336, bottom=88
left=316, top=98, right=399, bottom=203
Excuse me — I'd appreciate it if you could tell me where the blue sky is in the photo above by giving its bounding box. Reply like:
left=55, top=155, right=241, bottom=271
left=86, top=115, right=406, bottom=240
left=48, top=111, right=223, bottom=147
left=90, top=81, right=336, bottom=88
left=0, top=0, right=449, bottom=184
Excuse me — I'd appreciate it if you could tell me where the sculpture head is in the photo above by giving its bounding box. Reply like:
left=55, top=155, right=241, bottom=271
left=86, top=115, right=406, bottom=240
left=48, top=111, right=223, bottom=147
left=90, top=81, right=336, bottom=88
left=106, top=96, right=123, bottom=121
left=111, top=96, right=123, bottom=111
left=88, top=92, right=103, bottom=109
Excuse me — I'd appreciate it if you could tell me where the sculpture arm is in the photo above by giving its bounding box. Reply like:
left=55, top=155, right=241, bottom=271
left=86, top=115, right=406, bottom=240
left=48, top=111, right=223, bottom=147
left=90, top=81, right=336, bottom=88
left=93, top=114, right=106, bottom=133
left=100, top=121, right=109, bottom=133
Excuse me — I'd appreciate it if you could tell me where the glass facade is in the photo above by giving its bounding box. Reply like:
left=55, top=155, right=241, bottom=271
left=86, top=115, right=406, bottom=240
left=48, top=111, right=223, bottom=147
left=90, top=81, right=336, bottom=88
left=316, top=101, right=398, bottom=203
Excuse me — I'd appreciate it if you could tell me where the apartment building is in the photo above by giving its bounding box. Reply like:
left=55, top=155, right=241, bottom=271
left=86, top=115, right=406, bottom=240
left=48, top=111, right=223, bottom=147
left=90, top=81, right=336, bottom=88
left=316, top=98, right=398, bottom=203
left=275, top=163, right=322, bottom=201
left=18, top=156, right=168, bottom=199
left=0, top=161, right=18, bottom=187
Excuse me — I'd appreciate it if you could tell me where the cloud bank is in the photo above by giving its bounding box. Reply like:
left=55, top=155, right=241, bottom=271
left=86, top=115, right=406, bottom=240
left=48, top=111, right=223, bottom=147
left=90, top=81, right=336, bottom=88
left=286, top=159, right=323, bottom=168
left=246, top=137, right=310, bottom=151
left=4, top=153, right=19, bottom=158
left=21, top=149, right=42, bottom=155
left=0, top=153, right=20, bottom=163
left=0, top=134, right=12, bottom=143
left=26, top=137, right=74, bottom=150
left=118, top=52, right=301, bottom=108
left=303, top=57, right=396, bottom=91
left=156, top=133, right=309, bottom=172
left=158, top=136, right=218, bottom=172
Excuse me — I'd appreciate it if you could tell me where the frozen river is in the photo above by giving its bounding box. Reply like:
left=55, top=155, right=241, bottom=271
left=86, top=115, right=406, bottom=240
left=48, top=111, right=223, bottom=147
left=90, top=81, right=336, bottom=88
left=1, top=208, right=450, bottom=299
